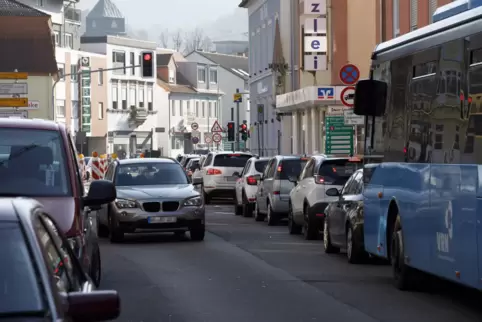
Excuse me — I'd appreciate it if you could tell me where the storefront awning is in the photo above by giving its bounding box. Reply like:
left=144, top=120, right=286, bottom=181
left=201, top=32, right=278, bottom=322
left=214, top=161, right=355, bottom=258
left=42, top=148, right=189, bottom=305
left=276, top=86, right=353, bottom=113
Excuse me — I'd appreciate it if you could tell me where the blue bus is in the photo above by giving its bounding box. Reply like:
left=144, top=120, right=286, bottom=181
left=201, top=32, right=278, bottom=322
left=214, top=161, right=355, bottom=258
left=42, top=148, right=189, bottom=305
left=354, top=1, right=482, bottom=291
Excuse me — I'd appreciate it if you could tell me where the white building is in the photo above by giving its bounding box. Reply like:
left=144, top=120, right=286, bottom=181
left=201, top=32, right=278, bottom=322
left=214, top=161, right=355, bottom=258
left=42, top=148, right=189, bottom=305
left=81, top=35, right=169, bottom=157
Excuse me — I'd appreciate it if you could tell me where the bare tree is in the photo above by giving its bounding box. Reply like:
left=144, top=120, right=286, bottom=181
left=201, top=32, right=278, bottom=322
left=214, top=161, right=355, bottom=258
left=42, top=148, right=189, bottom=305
left=184, top=28, right=212, bottom=53
left=159, top=29, right=169, bottom=48
left=171, top=29, right=183, bottom=52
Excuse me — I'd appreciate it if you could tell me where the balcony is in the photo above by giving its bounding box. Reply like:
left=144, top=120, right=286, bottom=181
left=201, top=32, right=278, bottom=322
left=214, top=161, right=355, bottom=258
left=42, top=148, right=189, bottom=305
left=128, top=106, right=148, bottom=126
left=64, top=7, right=81, bottom=23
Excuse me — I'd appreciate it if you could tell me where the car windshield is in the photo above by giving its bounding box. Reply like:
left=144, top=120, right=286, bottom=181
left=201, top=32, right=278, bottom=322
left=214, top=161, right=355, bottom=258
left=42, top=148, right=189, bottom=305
left=0, top=128, right=70, bottom=197
left=115, top=162, right=188, bottom=186
left=318, top=160, right=363, bottom=185
left=0, top=222, right=44, bottom=315
left=277, top=159, right=308, bottom=180
left=254, top=160, right=269, bottom=173
left=188, top=160, right=200, bottom=170
left=213, top=154, right=251, bottom=167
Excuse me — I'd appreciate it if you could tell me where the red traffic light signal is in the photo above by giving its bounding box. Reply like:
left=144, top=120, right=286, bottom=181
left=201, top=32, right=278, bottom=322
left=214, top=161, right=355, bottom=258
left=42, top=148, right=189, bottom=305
left=144, top=53, right=151, bottom=61
left=141, top=51, right=154, bottom=77
left=241, top=124, right=247, bottom=130
left=228, top=123, right=233, bottom=129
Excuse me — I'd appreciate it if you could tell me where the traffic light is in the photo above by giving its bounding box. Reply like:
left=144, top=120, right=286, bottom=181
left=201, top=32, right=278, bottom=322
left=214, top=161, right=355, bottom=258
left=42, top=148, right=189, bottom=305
left=227, top=121, right=235, bottom=141
left=239, top=122, right=248, bottom=141
left=141, top=51, right=154, bottom=77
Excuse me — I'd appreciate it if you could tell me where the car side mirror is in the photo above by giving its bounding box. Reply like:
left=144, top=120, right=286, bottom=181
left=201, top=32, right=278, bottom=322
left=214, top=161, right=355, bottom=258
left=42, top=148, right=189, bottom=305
left=325, top=188, right=340, bottom=197
left=288, top=176, right=297, bottom=183
left=354, top=79, right=387, bottom=117
left=65, top=290, right=120, bottom=321
left=83, top=180, right=116, bottom=210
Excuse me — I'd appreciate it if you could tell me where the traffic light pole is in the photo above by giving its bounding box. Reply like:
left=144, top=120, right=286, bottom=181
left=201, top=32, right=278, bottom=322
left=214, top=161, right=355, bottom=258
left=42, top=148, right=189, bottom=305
left=51, top=64, right=142, bottom=122
left=231, top=107, right=235, bottom=152
left=236, top=88, right=240, bottom=151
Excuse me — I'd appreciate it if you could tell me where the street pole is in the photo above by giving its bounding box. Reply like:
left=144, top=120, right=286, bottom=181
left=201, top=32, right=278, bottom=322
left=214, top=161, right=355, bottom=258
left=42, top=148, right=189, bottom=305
left=51, top=64, right=142, bottom=122
left=231, top=106, right=235, bottom=152
left=236, top=88, right=240, bottom=151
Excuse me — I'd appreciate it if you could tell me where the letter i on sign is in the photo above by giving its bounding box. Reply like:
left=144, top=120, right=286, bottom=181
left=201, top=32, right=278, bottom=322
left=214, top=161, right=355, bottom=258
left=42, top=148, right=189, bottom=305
left=313, top=56, right=318, bottom=69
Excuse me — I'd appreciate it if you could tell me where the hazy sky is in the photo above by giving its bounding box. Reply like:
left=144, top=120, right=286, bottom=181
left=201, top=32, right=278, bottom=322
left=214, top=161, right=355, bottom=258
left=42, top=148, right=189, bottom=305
left=79, top=0, right=242, bottom=30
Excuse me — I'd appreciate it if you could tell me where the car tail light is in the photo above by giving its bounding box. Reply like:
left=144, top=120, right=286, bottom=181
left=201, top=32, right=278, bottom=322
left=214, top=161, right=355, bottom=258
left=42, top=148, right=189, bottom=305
left=246, top=176, right=257, bottom=185
left=277, top=165, right=282, bottom=172
left=207, top=168, right=222, bottom=175
left=273, top=191, right=280, bottom=195
left=314, top=175, right=325, bottom=184
left=187, top=170, right=193, bottom=176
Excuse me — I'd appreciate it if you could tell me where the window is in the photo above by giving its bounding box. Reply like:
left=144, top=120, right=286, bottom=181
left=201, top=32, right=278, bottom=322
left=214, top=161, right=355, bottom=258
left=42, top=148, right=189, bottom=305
left=38, top=0, right=43, bottom=6
left=0, top=128, right=71, bottom=196
left=202, top=101, right=205, bottom=117
left=139, top=88, right=144, bottom=108
left=121, top=86, right=127, bottom=109
left=112, top=51, right=126, bottom=75
left=57, top=63, right=65, bottom=81
left=186, top=101, right=191, bottom=115
left=392, top=0, right=400, bottom=37
left=70, top=64, right=78, bottom=82
left=171, top=100, right=175, bottom=116
left=196, top=101, right=199, bottom=116
left=410, top=0, right=417, bottom=31
left=208, top=102, right=212, bottom=117
left=129, top=87, right=136, bottom=107
left=213, top=102, right=217, bottom=117
left=147, top=86, right=153, bottom=111
left=71, top=100, right=79, bottom=118
left=56, top=99, right=65, bottom=117
left=197, top=65, right=206, bottom=82
left=429, top=0, right=437, bottom=23
left=98, top=102, right=104, bottom=119
left=318, top=160, right=363, bottom=185
left=130, top=52, right=135, bottom=75
left=112, top=86, right=118, bottom=109
left=213, top=154, right=251, bottom=167
left=209, top=67, right=218, bottom=83
left=98, top=68, right=103, bottom=85
left=0, top=222, right=43, bottom=314
left=54, top=31, right=60, bottom=46
left=169, top=69, right=175, bottom=83
left=65, top=33, right=73, bottom=49
left=179, top=100, right=183, bottom=115
left=115, top=163, right=189, bottom=185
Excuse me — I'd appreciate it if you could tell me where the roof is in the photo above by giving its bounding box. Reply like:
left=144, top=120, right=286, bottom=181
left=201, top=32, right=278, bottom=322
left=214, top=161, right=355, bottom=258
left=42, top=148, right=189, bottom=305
left=0, top=118, right=63, bottom=131
left=156, top=53, right=172, bottom=66
left=157, top=78, right=197, bottom=94
left=0, top=0, right=48, bottom=16
left=238, top=0, right=250, bottom=8
left=87, top=0, right=123, bottom=19
left=187, top=51, right=249, bottom=80
left=117, top=158, right=176, bottom=165
left=0, top=38, right=58, bottom=74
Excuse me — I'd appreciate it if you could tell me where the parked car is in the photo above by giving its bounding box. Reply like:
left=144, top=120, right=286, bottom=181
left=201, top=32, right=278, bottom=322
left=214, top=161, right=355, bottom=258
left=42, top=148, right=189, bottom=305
left=0, top=197, right=120, bottom=321
left=234, top=156, right=270, bottom=217
left=185, top=157, right=200, bottom=178
left=196, top=151, right=252, bottom=204
left=0, top=118, right=116, bottom=286
left=254, top=155, right=309, bottom=225
left=179, top=154, right=201, bottom=170
left=288, top=155, right=363, bottom=240
left=98, top=158, right=205, bottom=242
left=323, top=169, right=367, bottom=263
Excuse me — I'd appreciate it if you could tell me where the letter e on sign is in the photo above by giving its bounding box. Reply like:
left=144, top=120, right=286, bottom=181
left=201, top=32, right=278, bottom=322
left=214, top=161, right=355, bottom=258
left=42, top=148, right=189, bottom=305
left=304, top=36, right=327, bottom=53
left=304, top=0, right=326, bottom=15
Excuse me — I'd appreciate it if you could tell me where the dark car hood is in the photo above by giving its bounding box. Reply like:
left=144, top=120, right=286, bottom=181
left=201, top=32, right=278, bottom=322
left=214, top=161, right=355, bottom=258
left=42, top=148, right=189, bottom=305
left=116, top=184, right=199, bottom=200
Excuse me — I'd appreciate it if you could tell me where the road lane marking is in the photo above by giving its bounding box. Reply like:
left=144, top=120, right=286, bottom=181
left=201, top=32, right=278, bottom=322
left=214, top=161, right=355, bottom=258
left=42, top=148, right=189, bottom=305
left=271, top=242, right=321, bottom=246
left=213, top=212, right=233, bottom=215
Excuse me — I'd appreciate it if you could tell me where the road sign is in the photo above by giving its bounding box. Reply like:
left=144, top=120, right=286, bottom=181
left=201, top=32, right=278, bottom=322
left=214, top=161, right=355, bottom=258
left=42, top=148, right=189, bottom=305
left=212, top=133, right=222, bottom=143
left=339, top=64, right=360, bottom=85
left=0, top=72, right=28, bottom=79
left=0, top=110, right=27, bottom=118
left=0, top=83, right=28, bottom=95
left=340, top=86, right=355, bottom=107
left=233, top=93, right=242, bottom=103
left=325, top=116, right=354, bottom=155
left=191, top=122, right=199, bottom=130
left=211, top=120, right=223, bottom=132
left=192, top=136, right=199, bottom=144
left=204, top=133, right=212, bottom=144
left=344, top=109, right=364, bottom=125
left=0, top=97, right=28, bottom=107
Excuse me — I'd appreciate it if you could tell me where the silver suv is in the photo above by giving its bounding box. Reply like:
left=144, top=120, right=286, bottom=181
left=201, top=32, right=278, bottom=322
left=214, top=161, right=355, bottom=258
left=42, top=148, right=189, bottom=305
left=198, top=151, right=252, bottom=204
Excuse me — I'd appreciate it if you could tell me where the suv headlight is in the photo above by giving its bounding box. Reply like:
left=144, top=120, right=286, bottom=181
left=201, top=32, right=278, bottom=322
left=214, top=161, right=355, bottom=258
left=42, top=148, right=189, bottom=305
left=183, top=196, right=202, bottom=207
left=115, top=198, right=138, bottom=209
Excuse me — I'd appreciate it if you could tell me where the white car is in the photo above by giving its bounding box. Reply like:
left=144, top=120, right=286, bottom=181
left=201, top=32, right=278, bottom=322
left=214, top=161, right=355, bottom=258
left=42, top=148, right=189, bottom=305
left=234, top=156, right=270, bottom=217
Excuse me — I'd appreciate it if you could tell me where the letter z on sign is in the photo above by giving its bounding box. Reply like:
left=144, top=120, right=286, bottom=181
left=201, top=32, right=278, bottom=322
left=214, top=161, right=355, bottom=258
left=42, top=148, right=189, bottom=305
left=304, top=0, right=326, bottom=15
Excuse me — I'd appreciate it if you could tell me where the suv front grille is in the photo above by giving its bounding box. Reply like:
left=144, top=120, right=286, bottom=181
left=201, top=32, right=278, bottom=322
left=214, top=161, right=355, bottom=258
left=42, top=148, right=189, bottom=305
left=143, top=202, right=161, bottom=212
left=162, top=201, right=179, bottom=212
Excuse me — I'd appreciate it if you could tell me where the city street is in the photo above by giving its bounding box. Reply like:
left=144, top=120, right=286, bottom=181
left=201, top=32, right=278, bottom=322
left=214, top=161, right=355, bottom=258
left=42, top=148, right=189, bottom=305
left=99, top=202, right=482, bottom=322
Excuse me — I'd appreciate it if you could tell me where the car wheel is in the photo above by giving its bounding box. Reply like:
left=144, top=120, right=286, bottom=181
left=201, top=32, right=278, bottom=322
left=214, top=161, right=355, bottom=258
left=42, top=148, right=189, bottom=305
left=267, top=203, right=278, bottom=226
left=203, top=188, right=211, bottom=205
left=254, top=202, right=265, bottom=222
left=108, top=210, right=124, bottom=243
left=303, top=204, right=318, bottom=240
left=347, top=224, right=366, bottom=264
left=323, top=219, right=339, bottom=253
left=288, top=203, right=302, bottom=235
left=190, top=225, right=205, bottom=241
left=90, top=246, right=102, bottom=287
left=242, top=192, right=253, bottom=217
left=234, top=202, right=243, bottom=216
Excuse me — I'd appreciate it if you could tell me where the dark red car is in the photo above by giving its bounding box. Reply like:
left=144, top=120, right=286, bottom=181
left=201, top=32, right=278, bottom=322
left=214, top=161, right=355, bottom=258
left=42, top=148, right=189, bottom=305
left=0, top=118, right=116, bottom=287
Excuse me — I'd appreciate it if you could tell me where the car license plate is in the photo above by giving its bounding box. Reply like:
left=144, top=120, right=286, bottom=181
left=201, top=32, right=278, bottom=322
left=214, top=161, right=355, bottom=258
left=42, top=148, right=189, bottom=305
left=226, top=176, right=237, bottom=181
left=148, top=216, right=176, bottom=223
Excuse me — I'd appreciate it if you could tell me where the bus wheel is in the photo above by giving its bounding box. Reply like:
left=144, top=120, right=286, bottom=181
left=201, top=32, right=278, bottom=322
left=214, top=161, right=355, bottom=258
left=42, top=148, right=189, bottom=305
left=391, top=215, right=415, bottom=290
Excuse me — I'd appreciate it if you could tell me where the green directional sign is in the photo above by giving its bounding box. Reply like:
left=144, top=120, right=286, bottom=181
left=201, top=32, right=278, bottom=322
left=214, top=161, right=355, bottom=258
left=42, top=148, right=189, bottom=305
left=325, top=116, right=354, bottom=155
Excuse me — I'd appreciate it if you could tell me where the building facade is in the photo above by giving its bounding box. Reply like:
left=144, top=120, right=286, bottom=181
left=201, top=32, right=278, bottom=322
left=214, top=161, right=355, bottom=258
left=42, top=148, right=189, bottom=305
left=80, top=35, right=169, bottom=157
left=157, top=53, right=223, bottom=157
left=184, top=51, right=249, bottom=150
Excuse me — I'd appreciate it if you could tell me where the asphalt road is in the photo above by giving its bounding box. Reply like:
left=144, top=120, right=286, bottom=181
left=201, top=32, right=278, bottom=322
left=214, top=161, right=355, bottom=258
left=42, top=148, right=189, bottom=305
left=99, top=201, right=482, bottom=322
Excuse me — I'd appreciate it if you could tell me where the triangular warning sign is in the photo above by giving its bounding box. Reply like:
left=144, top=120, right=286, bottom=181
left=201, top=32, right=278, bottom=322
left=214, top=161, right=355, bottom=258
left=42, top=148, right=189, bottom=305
left=211, top=120, right=223, bottom=132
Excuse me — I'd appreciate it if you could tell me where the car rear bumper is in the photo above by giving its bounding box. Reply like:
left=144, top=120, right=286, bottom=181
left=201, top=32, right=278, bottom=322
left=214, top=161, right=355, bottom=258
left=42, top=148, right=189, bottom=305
left=307, top=201, right=329, bottom=228
left=271, top=197, right=290, bottom=215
